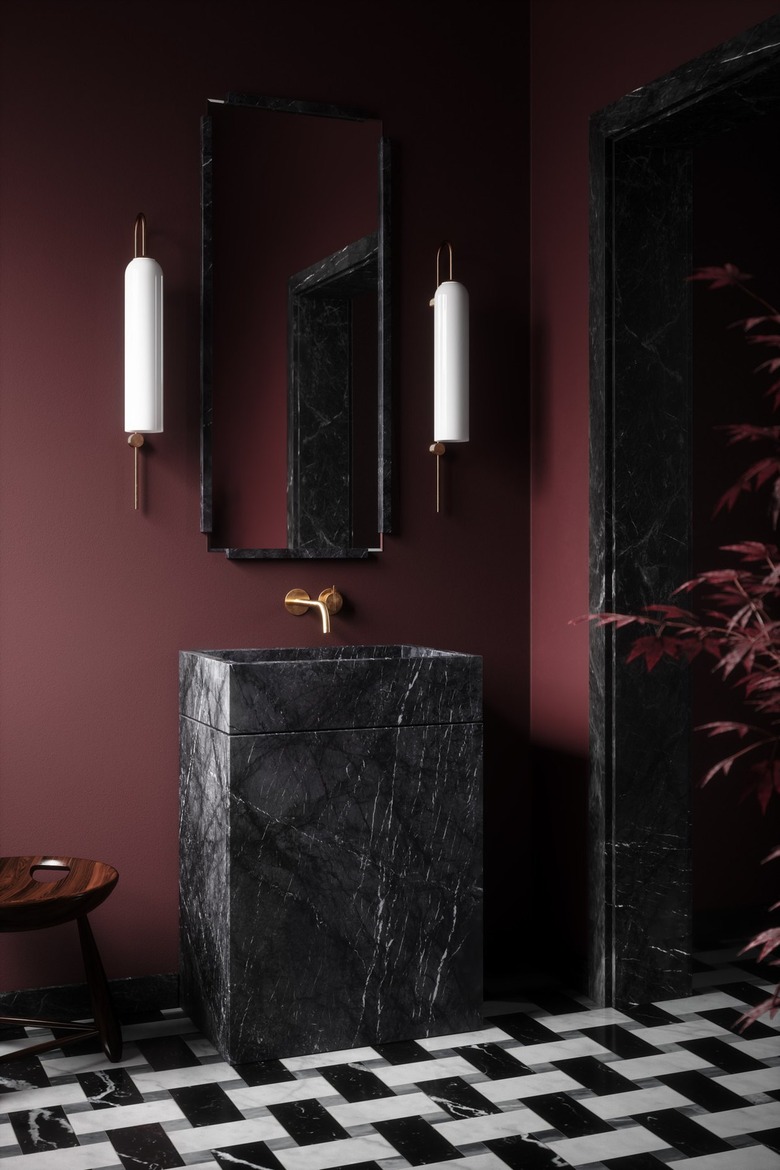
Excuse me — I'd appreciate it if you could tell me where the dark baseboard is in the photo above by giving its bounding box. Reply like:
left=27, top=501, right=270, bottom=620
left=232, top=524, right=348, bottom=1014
left=0, top=973, right=179, bottom=1022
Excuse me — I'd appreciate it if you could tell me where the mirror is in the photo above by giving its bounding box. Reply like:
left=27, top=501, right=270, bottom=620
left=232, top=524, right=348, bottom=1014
left=201, top=93, right=391, bottom=559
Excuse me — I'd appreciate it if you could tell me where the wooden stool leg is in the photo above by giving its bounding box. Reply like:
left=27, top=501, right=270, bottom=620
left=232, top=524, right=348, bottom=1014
left=77, top=915, right=122, bottom=1061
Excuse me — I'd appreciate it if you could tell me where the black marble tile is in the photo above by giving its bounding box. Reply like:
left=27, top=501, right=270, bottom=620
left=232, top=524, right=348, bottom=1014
left=455, top=1042, right=533, bottom=1079
left=136, top=1034, right=200, bottom=1070
left=0, top=1054, right=49, bottom=1091
left=679, top=1036, right=767, bottom=1072
left=523, top=1092, right=613, bottom=1138
left=323, top=1164, right=381, bottom=1170
left=486, top=1012, right=561, bottom=1045
left=373, top=1039, right=432, bottom=1064
left=602, top=1155, right=668, bottom=1169
left=752, top=1127, right=780, bottom=1153
left=423, top=1076, right=502, bottom=1119
left=620, top=1003, right=682, bottom=1027
left=213, top=1140, right=287, bottom=1170
left=524, top=990, right=587, bottom=1015
left=633, top=1109, right=731, bottom=1157
left=484, top=1133, right=573, bottom=1168
left=372, top=1116, right=461, bottom=1164
left=321, top=1063, right=394, bottom=1101
left=267, top=1099, right=350, bottom=1145
left=578, top=1025, right=660, bottom=1059
left=717, top=981, right=776, bottom=1008
left=658, top=1068, right=749, bottom=1111
left=552, top=1055, right=636, bottom=1095
left=109, top=1122, right=185, bottom=1169
left=78, top=1067, right=144, bottom=1108
left=233, top=1058, right=297, bottom=1086
left=698, top=1006, right=778, bottom=1038
left=9, top=1105, right=78, bottom=1153
left=170, top=1081, right=244, bottom=1127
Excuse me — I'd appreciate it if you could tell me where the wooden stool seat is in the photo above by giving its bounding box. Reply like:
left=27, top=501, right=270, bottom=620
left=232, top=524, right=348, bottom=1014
left=0, top=856, right=122, bottom=1062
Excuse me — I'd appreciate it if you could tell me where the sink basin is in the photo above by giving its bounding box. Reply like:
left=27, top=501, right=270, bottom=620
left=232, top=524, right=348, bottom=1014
left=180, top=644, right=481, bottom=734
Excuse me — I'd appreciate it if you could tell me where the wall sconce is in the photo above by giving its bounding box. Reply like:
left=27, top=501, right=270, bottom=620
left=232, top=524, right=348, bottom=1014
left=429, top=241, right=469, bottom=513
left=125, top=213, right=163, bottom=510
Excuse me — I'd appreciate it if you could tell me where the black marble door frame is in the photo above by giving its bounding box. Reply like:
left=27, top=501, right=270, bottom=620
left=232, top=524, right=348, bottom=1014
left=589, top=15, right=780, bottom=1007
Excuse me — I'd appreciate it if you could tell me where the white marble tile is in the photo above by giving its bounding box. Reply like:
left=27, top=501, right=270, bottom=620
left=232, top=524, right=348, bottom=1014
left=69, top=1096, right=184, bottom=1134
left=172, top=1115, right=291, bottom=1155
left=629, top=1019, right=732, bottom=1045
left=227, top=1075, right=341, bottom=1109
left=273, top=1133, right=399, bottom=1170
left=654, top=991, right=747, bottom=1015
left=545, top=1125, right=671, bottom=1165
left=282, top=1047, right=380, bottom=1071
left=325, top=1090, right=442, bottom=1126
left=0, top=1123, right=15, bottom=1147
left=731, top=1036, right=780, bottom=1061
left=672, top=1148, right=780, bottom=1169
left=471, top=1070, right=582, bottom=1102
left=577, top=1084, right=691, bottom=1118
left=695, top=1101, right=780, bottom=1137
left=431, top=1105, right=548, bottom=1143
left=499, top=1038, right=612, bottom=1066
left=374, top=1056, right=486, bottom=1086
left=713, top=1066, right=780, bottom=1096
left=0, top=1141, right=120, bottom=1170
left=0, top=1083, right=86, bottom=1115
left=605, top=1049, right=712, bottom=1080
left=416, top=1027, right=510, bottom=1049
left=529, top=1007, right=633, bottom=1034
left=131, top=1060, right=242, bottom=1092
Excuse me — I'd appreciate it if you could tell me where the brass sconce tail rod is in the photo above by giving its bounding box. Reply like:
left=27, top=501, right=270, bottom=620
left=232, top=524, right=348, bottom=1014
left=429, top=240, right=469, bottom=514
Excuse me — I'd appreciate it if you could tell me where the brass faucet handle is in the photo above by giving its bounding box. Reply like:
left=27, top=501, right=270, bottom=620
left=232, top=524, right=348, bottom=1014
left=284, top=588, right=311, bottom=616
left=319, top=586, right=343, bottom=615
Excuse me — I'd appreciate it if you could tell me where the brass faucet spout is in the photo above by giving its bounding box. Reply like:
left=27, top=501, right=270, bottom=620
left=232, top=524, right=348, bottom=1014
left=307, top=599, right=331, bottom=635
left=284, top=587, right=343, bottom=635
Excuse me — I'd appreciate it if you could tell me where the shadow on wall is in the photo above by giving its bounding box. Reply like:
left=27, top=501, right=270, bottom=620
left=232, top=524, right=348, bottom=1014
left=482, top=722, right=589, bottom=1000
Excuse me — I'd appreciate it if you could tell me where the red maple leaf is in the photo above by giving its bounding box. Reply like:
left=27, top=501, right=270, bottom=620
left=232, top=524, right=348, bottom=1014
left=687, top=263, right=752, bottom=287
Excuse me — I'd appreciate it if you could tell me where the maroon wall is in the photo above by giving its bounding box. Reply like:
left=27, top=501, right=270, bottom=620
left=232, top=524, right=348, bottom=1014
left=530, top=0, right=780, bottom=964
left=0, top=1, right=529, bottom=991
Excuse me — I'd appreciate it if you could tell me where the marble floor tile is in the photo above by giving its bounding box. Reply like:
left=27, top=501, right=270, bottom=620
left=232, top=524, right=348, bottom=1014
left=2, top=949, right=780, bottom=1169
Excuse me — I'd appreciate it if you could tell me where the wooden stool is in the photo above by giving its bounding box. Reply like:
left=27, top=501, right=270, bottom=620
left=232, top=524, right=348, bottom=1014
left=0, top=856, right=122, bottom=1062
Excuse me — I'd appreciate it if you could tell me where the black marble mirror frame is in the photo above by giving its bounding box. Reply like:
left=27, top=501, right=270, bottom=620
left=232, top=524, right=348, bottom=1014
left=589, top=15, right=780, bottom=1007
left=200, top=94, right=392, bottom=559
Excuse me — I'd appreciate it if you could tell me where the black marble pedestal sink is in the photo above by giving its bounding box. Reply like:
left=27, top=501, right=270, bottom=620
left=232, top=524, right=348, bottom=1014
left=179, top=645, right=483, bottom=1063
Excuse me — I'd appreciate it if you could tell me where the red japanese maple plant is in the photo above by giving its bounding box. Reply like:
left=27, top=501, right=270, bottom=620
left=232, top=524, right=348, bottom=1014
left=589, top=263, right=780, bottom=1027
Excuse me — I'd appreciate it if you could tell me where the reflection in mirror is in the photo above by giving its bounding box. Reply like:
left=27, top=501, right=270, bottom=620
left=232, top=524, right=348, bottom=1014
left=201, top=94, right=391, bottom=559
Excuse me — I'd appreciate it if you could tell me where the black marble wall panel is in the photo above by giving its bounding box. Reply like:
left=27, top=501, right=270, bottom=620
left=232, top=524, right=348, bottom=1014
left=589, top=15, right=780, bottom=1007
left=179, top=721, right=482, bottom=1063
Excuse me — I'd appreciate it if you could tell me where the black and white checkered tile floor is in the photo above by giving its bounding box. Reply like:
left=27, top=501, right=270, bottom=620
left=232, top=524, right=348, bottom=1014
left=2, top=950, right=780, bottom=1170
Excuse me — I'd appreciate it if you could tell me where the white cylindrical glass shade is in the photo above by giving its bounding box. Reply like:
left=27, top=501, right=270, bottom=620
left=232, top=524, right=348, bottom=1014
left=434, top=280, right=469, bottom=443
left=125, top=256, right=163, bottom=433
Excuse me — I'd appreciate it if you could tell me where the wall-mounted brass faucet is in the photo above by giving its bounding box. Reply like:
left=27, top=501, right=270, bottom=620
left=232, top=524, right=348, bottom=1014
left=284, top=587, right=344, bottom=635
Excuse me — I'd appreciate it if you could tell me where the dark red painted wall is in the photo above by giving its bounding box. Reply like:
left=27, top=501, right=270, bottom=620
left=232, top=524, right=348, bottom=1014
left=0, top=0, right=529, bottom=991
